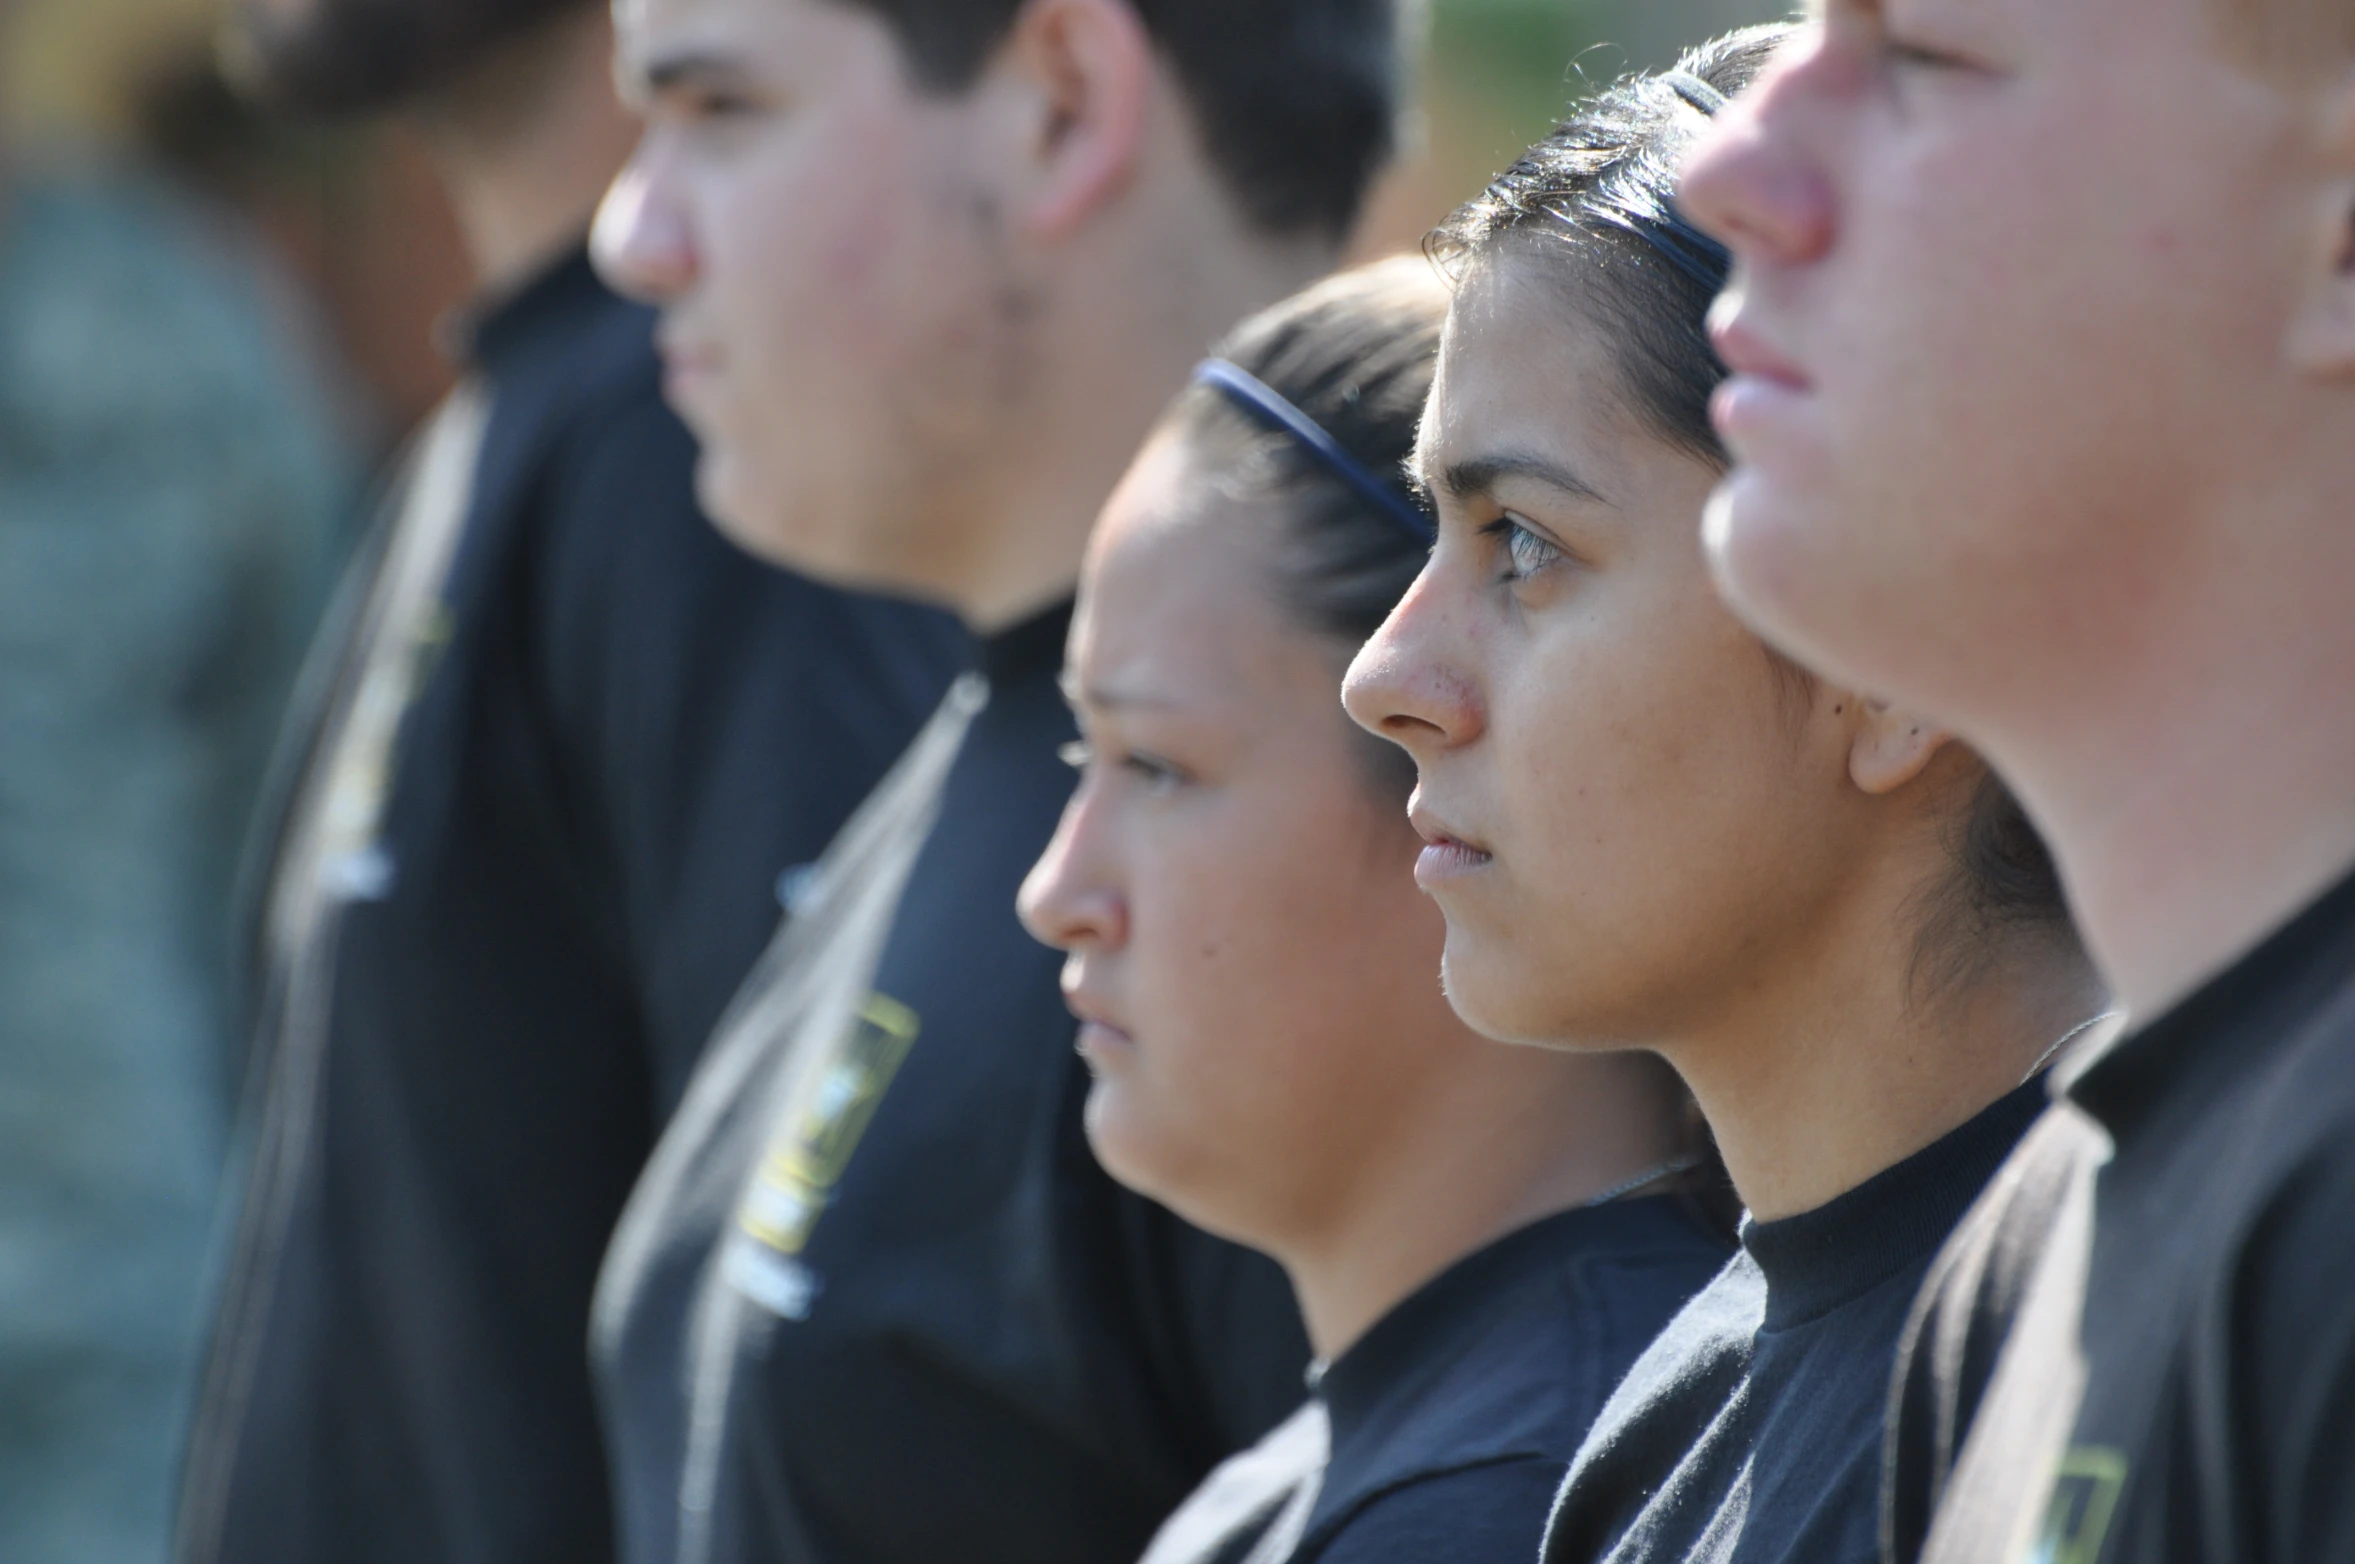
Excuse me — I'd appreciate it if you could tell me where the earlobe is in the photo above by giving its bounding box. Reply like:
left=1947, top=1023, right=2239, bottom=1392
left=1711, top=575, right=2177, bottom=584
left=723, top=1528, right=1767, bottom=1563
left=1003, top=0, right=1154, bottom=240
left=2287, top=74, right=2355, bottom=378
left=1847, top=700, right=1954, bottom=796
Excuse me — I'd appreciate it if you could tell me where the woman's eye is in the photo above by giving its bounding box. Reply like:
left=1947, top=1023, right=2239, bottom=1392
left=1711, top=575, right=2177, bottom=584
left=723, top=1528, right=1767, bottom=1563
left=689, top=88, right=763, bottom=120
left=1058, top=738, right=1185, bottom=792
left=1120, top=752, right=1187, bottom=792
left=1490, top=517, right=1567, bottom=584
left=1885, top=40, right=1959, bottom=72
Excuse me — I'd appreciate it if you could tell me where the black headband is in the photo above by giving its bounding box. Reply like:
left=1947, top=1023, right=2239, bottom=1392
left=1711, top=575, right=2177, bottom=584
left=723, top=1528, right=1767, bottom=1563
left=1589, top=69, right=1736, bottom=292
left=1193, top=359, right=1436, bottom=546
left=1659, top=69, right=1729, bottom=115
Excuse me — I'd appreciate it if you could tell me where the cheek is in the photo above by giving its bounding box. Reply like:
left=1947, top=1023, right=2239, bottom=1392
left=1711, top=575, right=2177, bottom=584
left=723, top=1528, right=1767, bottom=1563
left=1480, top=600, right=1836, bottom=1021
left=1120, top=795, right=1426, bottom=1116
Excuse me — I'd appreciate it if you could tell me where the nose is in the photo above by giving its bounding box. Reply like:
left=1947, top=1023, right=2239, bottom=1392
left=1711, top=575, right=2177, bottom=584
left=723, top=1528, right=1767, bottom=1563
left=592, top=150, right=699, bottom=304
left=1017, top=787, right=1128, bottom=955
left=1677, top=28, right=1838, bottom=270
left=1341, top=568, right=1485, bottom=763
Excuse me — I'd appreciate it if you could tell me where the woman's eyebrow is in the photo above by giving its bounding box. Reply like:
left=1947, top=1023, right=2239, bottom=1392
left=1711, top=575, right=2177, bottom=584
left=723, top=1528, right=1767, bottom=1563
left=1059, top=673, right=1184, bottom=714
left=1432, top=450, right=1614, bottom=509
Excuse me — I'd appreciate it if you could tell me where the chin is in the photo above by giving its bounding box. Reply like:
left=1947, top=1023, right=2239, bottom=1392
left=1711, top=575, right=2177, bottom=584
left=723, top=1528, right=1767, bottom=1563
left=1081, top=1079, right=1167, bottom=1201
left=695, top=454, right=770, bottom=550
left=1707, top=477, right=1989, bottom=721
left=1438, top=941, right=1560, bottom=1048
left=1082, top=1085, right=1266, bottom=1247
left=1704, top=478, right=1882, bottom=693
left=697, top=460, right=834, bottom=574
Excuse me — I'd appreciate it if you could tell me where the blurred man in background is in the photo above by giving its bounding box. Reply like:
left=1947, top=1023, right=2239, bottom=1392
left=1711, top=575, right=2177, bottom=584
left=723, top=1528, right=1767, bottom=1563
left=0, top=56, right=355, bottom=1557
left=585, top=2, right=1401, bottom=1560
left=174, top=2, right=964, bottom=1562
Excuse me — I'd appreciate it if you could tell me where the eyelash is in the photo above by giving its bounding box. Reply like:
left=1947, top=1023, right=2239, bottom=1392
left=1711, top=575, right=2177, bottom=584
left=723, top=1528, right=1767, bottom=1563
left=1483, top=516, right=1568, bottom=585
left=677, top=88, right=766, bottom=127
left=1885, top=40, right=1958, bottom=71
left=1058, top=741, right=1187, bottom=791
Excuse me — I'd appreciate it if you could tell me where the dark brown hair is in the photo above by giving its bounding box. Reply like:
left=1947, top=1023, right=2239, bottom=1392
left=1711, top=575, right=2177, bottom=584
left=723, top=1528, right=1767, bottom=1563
left=821, top=0, right=1404, bottom=243
left=1165, top=256, right=1447, bottom=798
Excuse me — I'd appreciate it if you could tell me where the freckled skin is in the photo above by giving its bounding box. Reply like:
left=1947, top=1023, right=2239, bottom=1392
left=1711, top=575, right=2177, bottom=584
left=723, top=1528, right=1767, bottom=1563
left=1344, top=260, right=1875, bottom=1052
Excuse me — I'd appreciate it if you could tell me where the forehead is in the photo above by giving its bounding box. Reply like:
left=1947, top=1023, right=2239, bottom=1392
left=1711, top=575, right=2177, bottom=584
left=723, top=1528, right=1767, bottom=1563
left=1422, top=257, right=1643, bottom=480
left=615, top=0, right=873, bottom=62
left=1074, top=436, right=1297, bottom=688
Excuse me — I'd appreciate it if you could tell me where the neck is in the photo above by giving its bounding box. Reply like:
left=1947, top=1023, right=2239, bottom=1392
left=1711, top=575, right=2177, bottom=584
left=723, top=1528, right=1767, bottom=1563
left=1666, top=888, right=2106, bottom=1222
left=951, top=102, right=1334, bottom=632
left=1279, top=1050, right=1694, bottom=1362
left=411, top=9, right=636, bottom=296
left=1983, top=516, right=2355, bottom=1019
left=2048, top=758, right=2355, bottom=1022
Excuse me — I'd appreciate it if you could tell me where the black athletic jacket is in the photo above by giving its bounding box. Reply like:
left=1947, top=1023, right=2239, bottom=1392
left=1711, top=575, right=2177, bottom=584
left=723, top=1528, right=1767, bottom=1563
left=175, top=250, right=965, bottom=1564
left=1886, top=865, right=2355, bottom=1564
left=592, top=603, right=1315, bottom=1564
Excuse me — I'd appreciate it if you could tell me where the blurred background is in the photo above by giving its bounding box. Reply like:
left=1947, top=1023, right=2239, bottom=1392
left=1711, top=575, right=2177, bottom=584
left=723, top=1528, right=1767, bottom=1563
left=0, top=0, right=1785, bottom=1559
left=2, top=0, right=1789, bottom=438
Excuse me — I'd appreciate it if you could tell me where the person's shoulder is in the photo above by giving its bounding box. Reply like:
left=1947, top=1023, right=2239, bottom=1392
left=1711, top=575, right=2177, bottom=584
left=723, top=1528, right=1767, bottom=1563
left=1353, top=1206, right=1736, bottom=1494
left=1303, top=1456, right=1566, bottom=1564
left=1557, top=1198, right=1740, bottom=1359
left=2134, top=1010, right=2355, bottom=1563
left=1882, top=1100, right=2106, bottom=1564
left=1537, top=1249, right=1760, bottom=1544
left=1595, top=1246, right=1763, bottom=1414
left=2226, top=1059, right=2355, bottom=1427
left=1909, top=1104, right=2106, bottom=1360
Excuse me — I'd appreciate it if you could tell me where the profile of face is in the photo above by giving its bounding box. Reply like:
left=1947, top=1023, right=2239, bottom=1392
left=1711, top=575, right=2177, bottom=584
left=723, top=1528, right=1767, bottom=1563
left=1343, top=255, right=1946, bottom=1049
left=1677, top=0, right=2324, bottom=729
left=224, top=0, right=589, bottom=113
left=1018, top=433, right=1482, bottom=1246
left=595, top=0, right=1044, bottom=595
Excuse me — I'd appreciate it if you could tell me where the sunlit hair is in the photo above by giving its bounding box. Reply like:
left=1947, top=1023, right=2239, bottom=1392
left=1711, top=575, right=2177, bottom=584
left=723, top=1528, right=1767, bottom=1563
left=822, top=0, right=1407, bottom=242
left=1430, top=26, right=1789, bottom=469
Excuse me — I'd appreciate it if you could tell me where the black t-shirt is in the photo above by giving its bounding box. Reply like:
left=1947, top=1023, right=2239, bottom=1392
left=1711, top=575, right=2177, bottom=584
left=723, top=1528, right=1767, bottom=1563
left=1542, top=1080, right=2047, bottom=1564
left=1886, top=867, right=2355, bottom=1564
left=593, top=602, right=1314, bottom=1564
left=176, top=251, right=966, bottom=1564
left=1140, top=1199, right=1731, bottom=1564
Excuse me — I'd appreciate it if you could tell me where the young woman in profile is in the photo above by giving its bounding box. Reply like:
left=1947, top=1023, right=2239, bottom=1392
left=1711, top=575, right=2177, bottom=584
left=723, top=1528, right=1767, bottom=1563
left=1017, top=258, right=1733, bottom=1564
left=1340, top=30, right=2113, bottom=1564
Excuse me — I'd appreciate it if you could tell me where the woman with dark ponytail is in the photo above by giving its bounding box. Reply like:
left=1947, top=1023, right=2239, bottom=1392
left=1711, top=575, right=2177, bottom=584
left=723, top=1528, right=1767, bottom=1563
left=1019, top=258, right=1733, bottom=1564
left=1341, top=28, right=2111, bottom=1564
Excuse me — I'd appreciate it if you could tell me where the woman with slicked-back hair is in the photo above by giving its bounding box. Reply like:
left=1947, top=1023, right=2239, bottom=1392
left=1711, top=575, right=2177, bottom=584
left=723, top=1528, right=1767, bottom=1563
left=1341, top=29, right=2111, bottom=1564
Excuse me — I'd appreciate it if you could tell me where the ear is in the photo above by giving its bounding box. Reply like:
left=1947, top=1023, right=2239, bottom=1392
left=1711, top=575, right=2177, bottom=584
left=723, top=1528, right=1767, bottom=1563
left=2286, top=69, right=2355, bottom=378
left=995, top=0, right=1156, bottom=240
left=1847, top=700, right=1956, bottom=797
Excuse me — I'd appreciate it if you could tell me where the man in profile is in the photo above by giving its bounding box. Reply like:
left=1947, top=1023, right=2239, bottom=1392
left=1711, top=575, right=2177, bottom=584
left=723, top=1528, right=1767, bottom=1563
left=1682, top=1, right=2355, bottom=1557
left=177, top=3, right=961, bottom=1561
left=585, top=1, right=1403, bottom=1559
